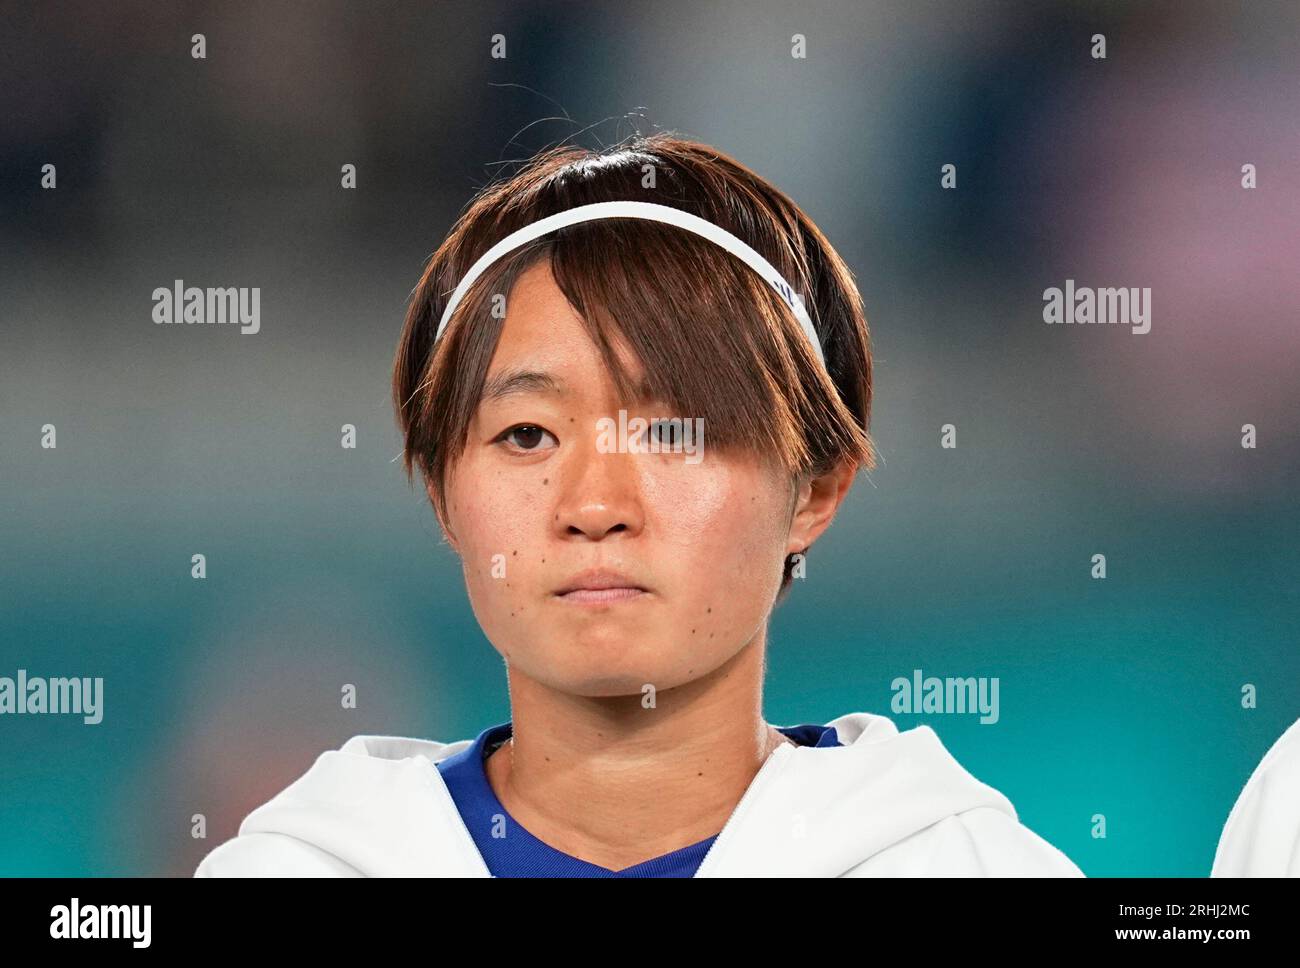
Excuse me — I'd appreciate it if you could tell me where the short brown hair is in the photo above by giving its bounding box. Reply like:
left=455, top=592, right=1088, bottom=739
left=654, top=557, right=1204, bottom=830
left=392, top=132, right=875, bottom=601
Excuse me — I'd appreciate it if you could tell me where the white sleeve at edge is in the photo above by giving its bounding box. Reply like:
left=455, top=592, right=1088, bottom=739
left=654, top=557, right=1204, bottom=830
left=194, top=832, right=363, bottom=877
left=953, top=806, right=1086, bottom=876
left=842, top=807, right=1084, bottom=877
left=1211, top=718, right=1300, bottom=877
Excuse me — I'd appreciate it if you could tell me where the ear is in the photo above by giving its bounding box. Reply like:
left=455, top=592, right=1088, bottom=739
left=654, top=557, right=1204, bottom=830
left=786, top=458, right=858, bottom=557
left=424, top=477, right=462, bottom=555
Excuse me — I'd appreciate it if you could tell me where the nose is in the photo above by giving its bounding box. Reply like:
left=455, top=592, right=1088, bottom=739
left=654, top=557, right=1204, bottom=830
left=552, top=433, right=645, bottom=541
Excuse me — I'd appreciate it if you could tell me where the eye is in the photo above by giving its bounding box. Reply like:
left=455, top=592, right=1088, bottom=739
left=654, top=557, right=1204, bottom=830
left=647, top=419, right=683, bottom=447
left=494, top=424, right=558, bottom=454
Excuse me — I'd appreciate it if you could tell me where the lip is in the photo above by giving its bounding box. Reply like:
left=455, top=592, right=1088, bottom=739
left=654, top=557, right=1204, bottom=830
left=555, top=587, right=649, bottom=605
left=553, top=568, right=650, bottom=604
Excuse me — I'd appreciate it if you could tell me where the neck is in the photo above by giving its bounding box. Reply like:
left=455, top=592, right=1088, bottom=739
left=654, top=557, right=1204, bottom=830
left=484, top=629, right=790, bottom=872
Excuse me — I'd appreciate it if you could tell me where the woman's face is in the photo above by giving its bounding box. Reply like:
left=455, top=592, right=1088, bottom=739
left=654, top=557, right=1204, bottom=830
left=439, top=260, right=805, bottom=697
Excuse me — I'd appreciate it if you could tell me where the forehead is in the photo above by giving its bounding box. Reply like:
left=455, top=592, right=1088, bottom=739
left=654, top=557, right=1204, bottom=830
left=496, top=260, right=581, bottom=342
left=483, top=260, right=647, bottom=394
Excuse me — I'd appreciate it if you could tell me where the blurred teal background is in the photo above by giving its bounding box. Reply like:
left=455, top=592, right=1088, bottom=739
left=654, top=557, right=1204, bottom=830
left=1, top=0, right=1298, bottom=876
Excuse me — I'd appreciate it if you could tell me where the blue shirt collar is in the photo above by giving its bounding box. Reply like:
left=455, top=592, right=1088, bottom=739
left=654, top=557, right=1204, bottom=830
left=437, top=720, right=840, bottom=877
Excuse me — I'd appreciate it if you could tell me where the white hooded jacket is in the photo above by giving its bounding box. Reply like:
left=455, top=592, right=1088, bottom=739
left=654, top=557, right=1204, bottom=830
left=194, top=711, right=1083, bottom=877
left=1211, top=716, right=1300, bottom=876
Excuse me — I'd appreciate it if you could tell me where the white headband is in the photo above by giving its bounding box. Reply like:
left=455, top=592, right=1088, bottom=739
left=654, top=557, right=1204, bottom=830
left=432, top=200, right=826, bottom=370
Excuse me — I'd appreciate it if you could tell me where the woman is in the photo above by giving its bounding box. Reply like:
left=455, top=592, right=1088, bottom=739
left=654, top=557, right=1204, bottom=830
left=196, top=132, right=1082, bottom=876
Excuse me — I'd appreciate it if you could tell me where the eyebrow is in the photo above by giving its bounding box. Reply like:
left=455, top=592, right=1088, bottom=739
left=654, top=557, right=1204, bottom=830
left=479, top=368, right=567, bottom=404
left=479, top=367, right=658, bottom=406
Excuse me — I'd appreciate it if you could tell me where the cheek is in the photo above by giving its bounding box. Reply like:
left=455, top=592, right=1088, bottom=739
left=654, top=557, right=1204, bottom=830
left=639, top=460, right=789, bottom=581
left=445, top=457, right=545, bottom=603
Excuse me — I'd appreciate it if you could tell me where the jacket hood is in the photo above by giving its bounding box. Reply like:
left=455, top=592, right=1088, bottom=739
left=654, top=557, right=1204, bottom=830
left=215, top=711, right=1073, bottom=876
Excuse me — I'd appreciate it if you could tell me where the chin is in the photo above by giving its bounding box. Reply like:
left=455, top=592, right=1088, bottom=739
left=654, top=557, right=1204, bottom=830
left=564, top=676, right=662, bottom=699
left=517, top=640, right=694, bottom=698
